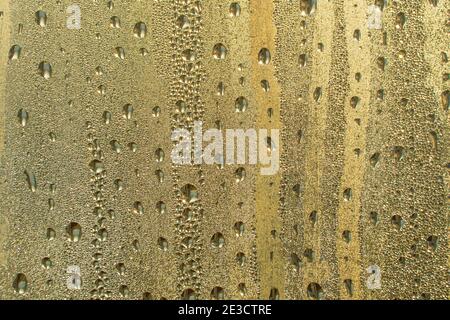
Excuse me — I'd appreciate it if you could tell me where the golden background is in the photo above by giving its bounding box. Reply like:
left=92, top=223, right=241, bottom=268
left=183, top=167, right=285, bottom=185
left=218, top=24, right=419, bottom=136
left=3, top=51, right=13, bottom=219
left=0, top=0, right=448, bottom=299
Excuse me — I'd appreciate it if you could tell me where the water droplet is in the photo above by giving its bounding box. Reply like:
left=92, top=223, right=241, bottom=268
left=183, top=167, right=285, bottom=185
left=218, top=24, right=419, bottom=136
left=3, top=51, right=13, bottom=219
left=235, top=96, right=248, bottom=112
left=298, top=54, right=307, bottom=67
left=13, top=274, right=28, bottom=294
left=213, top=43, right=227, bottom=59
left=176, top=15, right=190, bottom=29
left=343, top=188, right=352, bottom=201
left=123, top=104, right=133, bottom=119
left=155, top=148, right=165, bottom=162
left=46, top=228, right=56, bottom=240
left=25, top=170, right=37, bottom=192
left=181, top=184, right=198, bottom=203
left=39, top=62, right=52, bottom=79
left=115, top=47, right=125, bottom=60
left=41, top=257, right=52, bottom=269
left=258, top=48, right=271, bottom=65
left=89, top=160, right=104, bottom=174
left=307, top=282, right=323, bottom=300
left=211, top=232, right=225, bottom=248
left=229, top=3, right=241, bottom=17
left=35, top=10, right=47, bottom=27
left=18, top=109, right=28, bottom=127
left=233, top=221, right=244, bottom=237
left=110, top=16, right=121, bottom=28
left=211, top=287, right=225, bottom=300
left=156, top=201, right=166, bottom=214
left=66, top=222, right=82, bottom=242
left=133, top=202, right=144, bottom=215
left=134, top=22, right=147, bottom=38
left=157, top=237, right=169, bottom=251
left=116, top=263, right=125, bottom=275
left=182, top=288, right=196, bottom=300
left=391, top=215, right=404, bottom=230
left=8, top=45, right=21, bottom=60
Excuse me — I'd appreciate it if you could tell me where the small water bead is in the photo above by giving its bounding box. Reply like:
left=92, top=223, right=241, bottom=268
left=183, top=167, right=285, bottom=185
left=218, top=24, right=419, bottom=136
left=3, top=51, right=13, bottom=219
left=290, top=253, right=301, bottom=272
left=396, top=12, right=406, bottom=29
left=313, top=87, right=322, bottom=102
left=35, top=10, right=47, bottom=27
left=139, top=48, right=149, bottom=56
left=89, top=160, right=104, bottom=174
left=133, top=202, right=144, bottom=215
left=298, top=53, right=307, bottom=67
left=217, top=82, right=225, bottom=96
left=261, top=80, right=270, bottom=92
left=181, top=184, right=198, bottom=203
left=66, top=222, right=82, bottom=242
left=13, top=273, right=28, bottom=294
left=155, top=169, right=164, bottom=183
left=210, top=287, right=225, bottom=300
left=427, top=235, right=438, bottom=251
left=176, top=15, right=190, bottom=29
left=41, top=257, right=52, bottom=269
left=25, top=170, right=37, bottom=192
left=8, top=45, right=21, bottom=60
left=350, top=96, right=361, bottom=108
left=115, top=47, right=125, bottom=60
left=441, top=90, right=449, bottom=111
left=110, top=140, right=122, bottom=153
left=182, top=288, right=196, bottom=300
left=181, top=49, right=195, bottom=62
left=344, top=279, right=353, bottom=296
left=269, top=288, right=279, bottom=300
left=97, top=228, right=108, bottom=241
left=123, top=104, right=133, bottom=119
left=182, top=208, right=193, bottom=221
left=116, top=263, right=125, bottom=276
left=307, top=282, right=323, bottom=300
left=46, top=228, right=56, bottom=240
left=229, top=3, right=241, bottom=17
left=300, top=0, right=316, bottom=16
left=211, top=232, right=225, bottom=248
left=18, top=109, right=28, bottom=127
left=155, top=148, right=165, bottom=162
left=370, top=152, right=381, bottom=167
left=235, top=167, right=246, bottom=182
left=133, top=22, right=147, bottom=38
left=107, top=1, right=114, bottom=9
left=157, top=237, right=169, bottom=251
left=128, top=142, right=137, bottom=153
left=97, top=85, right=106, bottom=95
left=343, top=188, right=352, bottom=201
left=212, top=43, right=227, bottom=59
left=48, top=198, right=55, bottom=211
left=119, top=285, right=129, bottom=298
left=235, top=96, right=248, bottom=112
left=39, top=62, right=52, bottom=79
left=238, top=283, right=247, bottom=296
left=342, top=230, right=352, bottom=243
left=258, top=48, right=271, bottom=65
left=156, top=201, right=166, bottom=214
left=110, top=16, right=121, bottom=28
left=236, top=252, right=246, bottom=266
left=233, top=221, right=245, bottom=237
left=369, top=212, right=379, bottom=225
left=391, top=215, right=404, bottom=230
left=353, top=29, right=361, bottom=41
left=152, top=106, right=161, bottom=117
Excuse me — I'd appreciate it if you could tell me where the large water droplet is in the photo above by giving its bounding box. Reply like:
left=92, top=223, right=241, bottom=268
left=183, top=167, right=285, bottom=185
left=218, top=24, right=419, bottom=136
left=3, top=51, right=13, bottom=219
left=133, top=22, right=147, bottom=38
left=13, top=273, right=28, bottom=294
